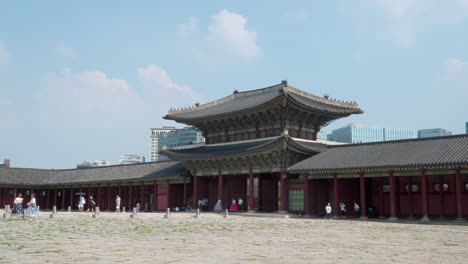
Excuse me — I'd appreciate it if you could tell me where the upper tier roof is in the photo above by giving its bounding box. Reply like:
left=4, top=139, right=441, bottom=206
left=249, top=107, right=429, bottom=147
left=0, top=161, right=187, bottom=187
left=164, top=81, right=362, bottom=122
left=288, top=134, right=468, bottom=175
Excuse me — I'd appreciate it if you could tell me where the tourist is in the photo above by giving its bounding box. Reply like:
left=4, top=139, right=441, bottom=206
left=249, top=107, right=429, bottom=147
left=238, top=198, right=244, bottom=212
left=354, top=202, right=360, bottom=218
left=87, top=195, right=96, bottom=213
left=325, top=203, right=332, bottom=219
left=340, top=202, right=346, bottom=217
left=115, top=195, right=121, bottom=213
left=229, top=199, right=238, bottom=212
left=202, top=198, right=209, bottom=211
left=13, top=193, right=24, bottom=215
left=78, top=195, right=86, bottom=212
left=136, top=201, right=141, bottom=213
left=26, top=193, right=37, bottom=218
left=197, top=199, right=202, bottom=210
left=214, top=199, right=223, bottom=212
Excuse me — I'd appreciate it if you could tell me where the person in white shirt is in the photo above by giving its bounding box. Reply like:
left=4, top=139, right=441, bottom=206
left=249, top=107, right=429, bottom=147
left=238, top=198, right=244, bottom=212
left=27, top=193, right=37, bottom=217
left=14, top=193, right=24, bottom=215
left=325, top=203, right=332, bottom=219
left=115, top=195, right=121, bottom=213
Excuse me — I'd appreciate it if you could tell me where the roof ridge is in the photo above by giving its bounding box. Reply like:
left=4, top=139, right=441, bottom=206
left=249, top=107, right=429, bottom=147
left=1, top=161, right=176, bottom=172
left=329, top=133, right=468, bottom=149
left=166, top=82, right=284, bottom=115
left=285, top=85, right=360, bottom=109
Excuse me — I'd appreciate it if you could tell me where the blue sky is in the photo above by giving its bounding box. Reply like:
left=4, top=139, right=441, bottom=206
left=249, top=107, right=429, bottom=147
left=1, top=1, right=467, bottom=169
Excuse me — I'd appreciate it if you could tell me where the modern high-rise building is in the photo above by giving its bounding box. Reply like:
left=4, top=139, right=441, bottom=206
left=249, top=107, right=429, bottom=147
left=327, top=124, right=416, bottom=143
left=417, top=128, right=452, bottom=138
left=157, top=127, right=204, bottom=161
left=149, top=127, right=177, bottom=161
left=76, top=160, right=111, bottom=169
left=119, top=155, right=145, bottom=165
left=317, top=131, right=328, bottom=140
left=465, top=122, right=468, bottom=134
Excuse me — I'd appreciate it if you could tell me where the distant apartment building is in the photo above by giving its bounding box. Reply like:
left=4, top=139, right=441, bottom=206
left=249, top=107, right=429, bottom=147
left=327, top=124, right=416, bottom=143
left=466, top=122, right=468, bottom=134
left=157, top=127, right=204, bottom=161
left=317, top=131, right=328, bottom=140
left=417, top=128, right=452, bottom=138
left=119, top=155, right=145, bottom=165
left=0, top=159, right=10, bottom=168
left=149, top=127, right=177, bottom=161
left=76, top=160, right=112, bottom=169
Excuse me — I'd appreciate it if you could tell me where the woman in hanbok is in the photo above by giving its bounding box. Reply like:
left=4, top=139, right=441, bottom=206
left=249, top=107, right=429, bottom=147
left=115, top=195, right=121, bottom=213
left=229, top=199, right=238, bottom=212
left=27, top=193, right=37, bottom=218
left=213, top=200, right=223, bottom=213
left=14, top=193, right=24, bottom=215
left=78, top=195, right=86, bottom=212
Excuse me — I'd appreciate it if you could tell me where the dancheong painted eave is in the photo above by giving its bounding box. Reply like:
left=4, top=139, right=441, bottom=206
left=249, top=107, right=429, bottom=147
left=288, top=134, right=468, bottom=175
left=163, top=81, right=363, bottom=122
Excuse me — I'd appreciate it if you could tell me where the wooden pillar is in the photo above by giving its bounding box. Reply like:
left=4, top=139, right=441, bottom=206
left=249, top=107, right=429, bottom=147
left=280, top=171, right=288, bottom=212
left=359, top=173, right=367, bottom=219
left=69, top=188, right=73, bottom=208
left=420, top=171, right=430, bottom=221
left=107, top=186, right=111, bottom=211
left=408, top=176, right=414, bottom=218
left=455, top=170, right=464, bottom=221
left=389, top=172, right=398, bottom=220
left=140, top=184, right=144, bottom=210
left=304, top=176, right=310, bottom=215
left=54, top=189, right=57, bottom=207
left=218, top=173, right=223, bottom=207
left=61, top=188, right=65, bottom=210
left=258, top=174, right=263, bottom=211
left=249, top=171, right=254, bottom=211
left=87, top=186, right=91, bottom=199
left=379, top=177, right=384, bottom=218
left=312, top=132, right=317, bottom=141
left=183, top=180, right=187, bottom=209
left=128, top=185, right=133, bottom=208
left=439, top=176, right=444, bottom=219
left=97, top=186, right=101, bottom=208
left=192, top=176, right=198, bottom=209
left=13, top=188, right=17, bottom=199
left=153, top=182, right=158, bottom=211
left=333, top=175, right=339, bottom=217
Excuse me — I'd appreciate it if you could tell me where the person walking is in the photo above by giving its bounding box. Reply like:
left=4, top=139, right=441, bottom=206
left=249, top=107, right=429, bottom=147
left=87, top=195, right=96, bottom=213
left=78, top=195, right=86, bottom=212
left=115, top=195, right=121, bottom=213
left=325, top=203, right=332, bottom=219
left=339, top=202, right=346, bottom=218
left=354, top=202, right=360, bottom=218
left=238, top=198, right=244, bottom=212
left=229, top=199, right=238, bottom=212
left=26, top=193, right=37, bottom=218
left=13, top=193, right=24, bottom=215
left=213, top=199, right=223, bottom=213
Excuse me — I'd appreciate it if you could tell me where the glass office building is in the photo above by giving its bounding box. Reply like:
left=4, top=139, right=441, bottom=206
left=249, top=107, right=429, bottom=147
left=327, top=124, right=416, bottom=143
left=157, top=127, right=204, bottom=161
left=417, top=128, right=452, bottom=138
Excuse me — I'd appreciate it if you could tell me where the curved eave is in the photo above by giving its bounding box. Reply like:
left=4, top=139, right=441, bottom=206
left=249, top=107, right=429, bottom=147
left=289, top=162, right=468, bottom=175
left=286, top=93, right=363, bottom=118
left=161, top=136, right=323, bottom=161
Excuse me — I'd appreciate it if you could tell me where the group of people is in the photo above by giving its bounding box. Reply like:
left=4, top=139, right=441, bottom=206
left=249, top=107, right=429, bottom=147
left=213, top=198, right=244, bottom=213
left=77, top=195, right=97, bottom=213
left=325, top=202, right=361, bottom=219
left=12, top=193, right=37, bottom=218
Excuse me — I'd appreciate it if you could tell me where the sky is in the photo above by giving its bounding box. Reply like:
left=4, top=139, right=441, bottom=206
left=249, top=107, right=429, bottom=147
left=1, top=1, right=468, bottom=169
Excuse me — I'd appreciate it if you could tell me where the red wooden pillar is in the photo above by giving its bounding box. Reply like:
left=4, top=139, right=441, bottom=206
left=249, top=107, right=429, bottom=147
left=333, top=175, right=339, bottom=217
left=153, top=182, right=158, bottom=211
left=61, top=188, right=65, bottom=210
left=218, top=173, right=224, bottom=207
left=389, top=172, right=398, bottom=220
left=192, top=176, right=198, bottom=209
left=97, top=186, right=101, bottom=208
left=248, top=171, right=254, bottom=211
left=107, top=186, right=112, bottom=211
left=379, top=177, right=384, bottom=218
left=140, top=185, right=144, bottom=210
left=312, top=132, right=317, bottom=141
left=280, top=171, right=288, bottom=212
left=359, top=173, right=367, bottom=219
left=87, top=185, right=91, bottom=199
left=128, top=185, right=133, bottom=209
left=54, top=189, right=57, bottom=207
left=439, top=176, right=444, bottom=218
left=258, top=174, right=263, bottom=211
left=13, top=188, right=17, bottom=199
left=304, top=176, right=310, bottom=215
left=420, top=171, right=430, bottom=221
left=183, top=180, right=187, bottom=208
left=408, top=177, right=414, bottom=218
left=455, top=170, right=464, bottom=221
left=45, top=190, right=50, bottom=209
left=69, top=188, right=73, bottom=208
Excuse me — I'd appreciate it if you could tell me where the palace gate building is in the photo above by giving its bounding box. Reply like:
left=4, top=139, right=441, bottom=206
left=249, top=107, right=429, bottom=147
left=1, top=81, right=467, bottom=221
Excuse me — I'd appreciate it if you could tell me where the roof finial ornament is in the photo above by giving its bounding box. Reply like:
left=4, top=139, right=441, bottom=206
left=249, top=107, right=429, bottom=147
left=195, top=102, right=200, bottom=107
left=324, top=94, right=329, bottom=99
left=281, top=80, right=288, bottom=87
left=233, top=90, right=238, bottom=94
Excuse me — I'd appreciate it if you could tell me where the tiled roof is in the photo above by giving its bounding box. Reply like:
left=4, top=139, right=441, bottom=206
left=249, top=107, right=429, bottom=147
left=164, top=82, right=362, bottom=121
left=288, top=134, right=468, bottom=174
left=0, top=161, right=187, bottom=186
left=161, top=136, right=327, bottom=161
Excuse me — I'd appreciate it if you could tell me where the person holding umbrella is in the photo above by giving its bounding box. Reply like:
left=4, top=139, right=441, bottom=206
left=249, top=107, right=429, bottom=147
left=78, top=195, right=86, bottom=212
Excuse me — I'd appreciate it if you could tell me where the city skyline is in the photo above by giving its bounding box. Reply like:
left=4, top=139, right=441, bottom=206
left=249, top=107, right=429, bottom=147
left=1, top=1, right=467, bottom=168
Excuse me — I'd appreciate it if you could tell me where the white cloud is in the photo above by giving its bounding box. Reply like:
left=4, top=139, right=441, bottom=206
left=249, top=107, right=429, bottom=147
left=178, top=16, right=198, bottom=37
left=0, top=40, right=10, bottom=66
left=207, top=10, right=260, bottom=59
left=56, top=41, right=77, bottom=59
left=445, top=58, right=468, bottom=77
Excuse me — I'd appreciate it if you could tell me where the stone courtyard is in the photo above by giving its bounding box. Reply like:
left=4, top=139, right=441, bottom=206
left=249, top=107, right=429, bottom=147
left=0, top=211, right=467, bottom=263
